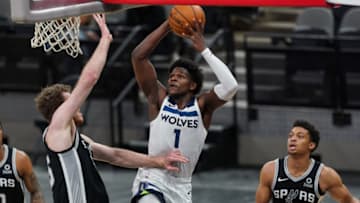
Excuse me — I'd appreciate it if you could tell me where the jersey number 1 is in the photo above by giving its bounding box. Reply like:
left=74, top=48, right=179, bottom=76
left=174, top=129, right=181, bottom=148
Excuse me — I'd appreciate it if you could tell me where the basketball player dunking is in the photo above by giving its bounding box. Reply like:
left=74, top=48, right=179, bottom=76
left=130, top=19, right=238, bottom=203
left=256, top=120, right=360, bottom=203
left=0, top=122, right=44, bottom=203
left=34, top=14, right=188, bottom=203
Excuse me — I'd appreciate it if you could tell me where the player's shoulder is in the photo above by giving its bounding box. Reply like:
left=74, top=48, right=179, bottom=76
left=260, top=159, right=277, bottom=176
left=13, top=148, right=33, bottom=176
left=15, top=148, right=31, bottom=163
left=318, top=164, right=345, bottom=192
left=259, top=159, right=278, bottom=186
left=320, top=164, right=340, bottom=179
left=263, top=159, right=277, bottom=169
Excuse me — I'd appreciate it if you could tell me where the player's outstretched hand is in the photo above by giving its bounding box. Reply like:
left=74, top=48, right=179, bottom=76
left=161, top=149, right=189, bottom=172
left=92, top=13, right=112, bottom=42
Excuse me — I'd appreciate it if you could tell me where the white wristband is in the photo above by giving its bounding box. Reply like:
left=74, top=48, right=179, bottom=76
left=201, top=48, right=238, bottom=101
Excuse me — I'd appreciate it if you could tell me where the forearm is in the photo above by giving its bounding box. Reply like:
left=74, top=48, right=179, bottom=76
left=111, top=148, right=161, bottom=168
left=201, top=48, right=238, bottom=101
left=91, top=142, right=162, bottom=169
left=30, top=191, right=45, bottom=203
left=81, top=13, right=112, bottom=83
left=350, top=197, right=360, bottom=203
left=55, top=36, right=112, bottom=123
left=80, top=36, right=112, bottom=83
left=21, top=162, right=45, bottom=203
left=132, top=21, right=170, bottom=60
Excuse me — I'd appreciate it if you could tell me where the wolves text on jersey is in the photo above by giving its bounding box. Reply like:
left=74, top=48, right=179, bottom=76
left=161, top=113, right=198, bottom=128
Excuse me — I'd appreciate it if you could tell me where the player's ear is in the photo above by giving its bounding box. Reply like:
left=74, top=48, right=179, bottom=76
left=190, top=81, right=197, bottom=91
left=309, top=142, right=316, bottom=151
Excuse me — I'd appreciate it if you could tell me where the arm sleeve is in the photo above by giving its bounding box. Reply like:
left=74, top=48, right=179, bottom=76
left=201, top=48, right=239, bottom=101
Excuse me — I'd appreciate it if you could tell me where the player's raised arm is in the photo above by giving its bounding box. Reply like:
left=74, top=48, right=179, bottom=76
left=50, top=13, right=112, bottom=130
left=131, top=20, right=169, bottom=106
left=188, top=19, right=238, bottom=107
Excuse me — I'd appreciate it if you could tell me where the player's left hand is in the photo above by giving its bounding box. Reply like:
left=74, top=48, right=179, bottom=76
left=184, top=19, right=206, bottom=52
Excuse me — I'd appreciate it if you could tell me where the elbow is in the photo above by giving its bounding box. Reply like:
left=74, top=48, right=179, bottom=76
left=131, top=45, right=149, bottom=62
left=226, top=84, right=239, bottom=100
left=229, top=79, right=239, bottom=92
left=82, top=69, right=100, bottom=87
left=214, top=83, right=239, bottom=101
left=229, top=76, right=239, bottom=90
left=225, top=78, right=239, bottom=100
left=131, top=46, right=142, bottom=61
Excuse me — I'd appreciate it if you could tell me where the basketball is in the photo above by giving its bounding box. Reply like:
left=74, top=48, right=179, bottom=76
left=168, top=5, right=206, bottom=37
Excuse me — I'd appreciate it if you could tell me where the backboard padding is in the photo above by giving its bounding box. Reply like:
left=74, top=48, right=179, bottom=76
left=31, top=0, right=97, bottom=10
left=0, top=0, right=135, bottom=23
left=327, top=0, right=360, bottom=6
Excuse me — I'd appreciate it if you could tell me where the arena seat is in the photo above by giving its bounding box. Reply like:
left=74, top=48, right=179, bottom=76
left=336, top=7, right=360, bottom=107
left=285, top=7, right=336, bottom=107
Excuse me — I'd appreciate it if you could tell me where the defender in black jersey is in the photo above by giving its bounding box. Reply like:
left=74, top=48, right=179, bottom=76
left=0, top=122, right=44, bottom=203
left=256, top=120, right=360, bottom=203
left=34, top=14, right=188, bottom=203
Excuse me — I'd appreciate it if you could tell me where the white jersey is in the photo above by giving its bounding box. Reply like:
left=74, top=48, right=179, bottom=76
left=132, top=96, right=207, bottom=202
left=149, top=96, right=207, bottom=178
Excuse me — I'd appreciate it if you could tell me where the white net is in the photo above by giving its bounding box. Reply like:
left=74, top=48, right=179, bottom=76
left=31, top=16, right=83, bottom=58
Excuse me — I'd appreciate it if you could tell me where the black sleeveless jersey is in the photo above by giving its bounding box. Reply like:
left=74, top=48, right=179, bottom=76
left=43, top=128, right=109, bottom=203
left=0, top=145, right=25, bottom=203
left=272, top=156, right=325, bottom=203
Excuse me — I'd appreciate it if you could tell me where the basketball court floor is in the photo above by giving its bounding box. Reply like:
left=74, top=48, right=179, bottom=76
left=33, top=165, right=360, bottom=203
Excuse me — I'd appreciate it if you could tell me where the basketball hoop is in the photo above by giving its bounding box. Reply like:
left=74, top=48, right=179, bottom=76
left=31, top=16, right=83, bottom=58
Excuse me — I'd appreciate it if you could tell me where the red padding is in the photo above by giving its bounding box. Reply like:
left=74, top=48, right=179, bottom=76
left=103, top=0, right=329, bottom=7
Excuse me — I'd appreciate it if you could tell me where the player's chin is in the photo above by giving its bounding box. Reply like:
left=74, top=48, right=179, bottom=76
left=168, top=90, right=181, bottom=98
left=167, top=86, right=178, bottom=93
left=287, top=148, right=297, bottom=154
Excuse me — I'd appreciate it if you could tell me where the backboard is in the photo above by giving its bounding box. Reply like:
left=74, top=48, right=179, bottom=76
left=327, top=0, right=360, bottom=6
left=0, top=0, right=139, bottom=23
left=103, top=0, right=329, bottom=7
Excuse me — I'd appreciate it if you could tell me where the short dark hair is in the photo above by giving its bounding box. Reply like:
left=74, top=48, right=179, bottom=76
left=169, top=58, right=203, bottom=94
left=293, top=120, right=320, bottom=151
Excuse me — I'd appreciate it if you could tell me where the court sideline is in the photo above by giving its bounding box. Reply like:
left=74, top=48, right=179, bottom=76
left=33, top=165, right=360, bottom=203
